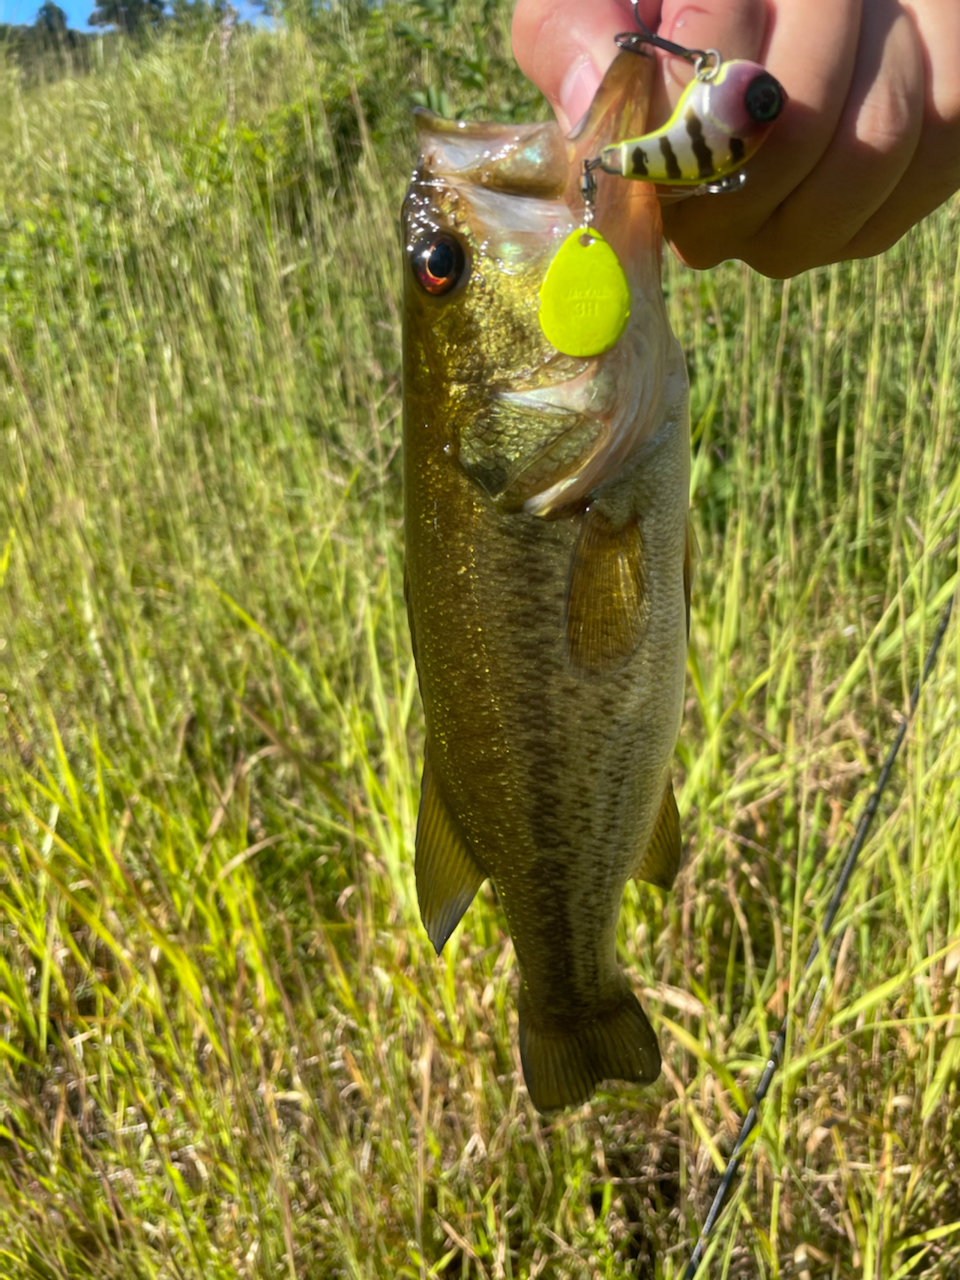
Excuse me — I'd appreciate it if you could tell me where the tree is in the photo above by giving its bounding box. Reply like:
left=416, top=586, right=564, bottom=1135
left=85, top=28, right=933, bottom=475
left=88, top=0, right=165, bottom=34
left=168, top=0, right=226, bottom=32
left=35, top=2, right=69, bottom=36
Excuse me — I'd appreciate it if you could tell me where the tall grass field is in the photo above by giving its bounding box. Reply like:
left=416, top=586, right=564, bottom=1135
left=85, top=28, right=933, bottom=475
left=2, top=5, right=959, bottom=1276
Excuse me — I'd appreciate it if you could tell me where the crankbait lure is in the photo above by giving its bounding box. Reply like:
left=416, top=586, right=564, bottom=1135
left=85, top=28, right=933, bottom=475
left=598, top=58, right=784, bottom=190
left=537, top=9, right=786, bottom=359
left=604, top=5, right=786, bottom=192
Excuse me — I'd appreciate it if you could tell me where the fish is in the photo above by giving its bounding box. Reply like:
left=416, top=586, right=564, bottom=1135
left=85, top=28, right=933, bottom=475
left=599, top=59, right=785, bottom=187
left=401, top=50, right=693, bottom=1113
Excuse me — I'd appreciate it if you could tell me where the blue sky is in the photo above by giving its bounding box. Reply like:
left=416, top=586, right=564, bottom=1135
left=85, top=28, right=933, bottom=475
left=2, top=0, right=265, bottom=31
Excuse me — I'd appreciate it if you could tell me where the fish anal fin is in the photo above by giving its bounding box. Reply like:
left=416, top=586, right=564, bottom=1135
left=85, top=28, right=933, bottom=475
left=518, top=977, right=660, bottom=1113
left=566, top=507, right=648, bottom=677
left=635, top=779, right=682, bottom=890
left=415, top=751, right=486, bottom=955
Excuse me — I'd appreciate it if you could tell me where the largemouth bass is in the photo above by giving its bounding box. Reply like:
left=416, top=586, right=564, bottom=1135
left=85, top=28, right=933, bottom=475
left=402, top=51, right=692, bottom=1113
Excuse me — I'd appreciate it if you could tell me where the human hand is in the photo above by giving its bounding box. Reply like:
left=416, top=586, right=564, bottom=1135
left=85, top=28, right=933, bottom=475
left=512, top=0, right=960, bottom=277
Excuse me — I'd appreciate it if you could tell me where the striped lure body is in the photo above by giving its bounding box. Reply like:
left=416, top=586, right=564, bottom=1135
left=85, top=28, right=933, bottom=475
left=599, top=59, right=785, bottom=186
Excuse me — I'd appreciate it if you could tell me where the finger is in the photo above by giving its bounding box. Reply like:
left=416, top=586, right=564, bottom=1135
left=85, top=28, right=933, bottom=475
left=845, top=0, right=960, bottom=258
left=746, top=2, right=924, bottom=275
left=663, top=0, right=864, bottom=270
left=512, top=0, right=658, bottom=133
left=658, top=0, right=767, bottom=91
left=644, top=0, right=767, bottom=158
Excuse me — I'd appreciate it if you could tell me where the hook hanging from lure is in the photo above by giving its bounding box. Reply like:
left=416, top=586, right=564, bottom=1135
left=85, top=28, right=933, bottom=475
left=602, top=4, right=787, bottom=191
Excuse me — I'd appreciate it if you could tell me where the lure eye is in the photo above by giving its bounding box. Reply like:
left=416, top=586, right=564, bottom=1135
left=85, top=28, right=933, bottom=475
left=411, top=233, right=468, bottom=296
left=744, top=72, right=784, bottom=124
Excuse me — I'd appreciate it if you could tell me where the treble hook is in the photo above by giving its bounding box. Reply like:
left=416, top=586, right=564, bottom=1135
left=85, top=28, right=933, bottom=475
left=615, top=0, right=721, bottom=79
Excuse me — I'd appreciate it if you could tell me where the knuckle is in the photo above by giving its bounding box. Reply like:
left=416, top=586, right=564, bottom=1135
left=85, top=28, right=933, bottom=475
left=846, top=225, right=907, bottom=261
left=744, top=250, right=802, bottom=281
left=668, top=240, right=724, bottom=272
left=743, top=228, right=819, bottom=281
left=854, top=78, right=918, bottom=155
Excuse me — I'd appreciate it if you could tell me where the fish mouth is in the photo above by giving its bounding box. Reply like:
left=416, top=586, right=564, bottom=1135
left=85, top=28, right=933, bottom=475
left=497, top=360, right=612, bottom=416
left=413, top=109, right=570, bottom=199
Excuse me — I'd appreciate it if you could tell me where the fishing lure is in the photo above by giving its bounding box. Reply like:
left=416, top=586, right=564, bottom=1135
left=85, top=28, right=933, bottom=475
left=597, top=57, right=785, bottom=191
left=538, top=162, right=631, bottom=359
left=603, top=5, right=786, bottom=192
left=537, top=14, right=786, bottom=360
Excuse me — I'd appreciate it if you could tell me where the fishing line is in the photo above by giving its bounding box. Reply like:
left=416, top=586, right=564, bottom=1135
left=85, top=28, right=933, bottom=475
left=683, top=590, right=955, bottom=1279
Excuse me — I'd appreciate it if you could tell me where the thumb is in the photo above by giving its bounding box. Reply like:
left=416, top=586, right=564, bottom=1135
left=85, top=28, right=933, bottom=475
left=512, top=0, right=662, bottom=133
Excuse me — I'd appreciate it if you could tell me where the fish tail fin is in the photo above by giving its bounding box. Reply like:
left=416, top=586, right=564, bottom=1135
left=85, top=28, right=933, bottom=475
left=518, top=978, right=660, bottom=1113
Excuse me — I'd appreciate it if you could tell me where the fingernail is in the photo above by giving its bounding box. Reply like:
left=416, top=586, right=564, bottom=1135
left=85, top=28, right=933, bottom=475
left=559, top=56, right=603, bottom=133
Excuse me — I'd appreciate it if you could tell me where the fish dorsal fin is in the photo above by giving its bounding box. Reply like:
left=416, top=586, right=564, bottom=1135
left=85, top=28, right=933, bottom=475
left=635, top=779, right=682, bottom=890
left=415, top=750, right=487, bottom=955
left=518, top=974, right=660, bottom=1112
left=683, top=516, right=698, bottom=643
left=566, top=506, right=648, bottom=677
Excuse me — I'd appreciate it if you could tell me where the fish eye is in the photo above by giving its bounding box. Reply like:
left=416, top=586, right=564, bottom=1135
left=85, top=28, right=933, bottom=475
left=744, top=72, right=784, bottom=124
left=411, top=233, right=468, bottom=296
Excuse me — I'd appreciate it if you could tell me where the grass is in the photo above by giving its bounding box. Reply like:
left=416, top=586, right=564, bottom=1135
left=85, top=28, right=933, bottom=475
left=1, top=7, right=959, bottom=1277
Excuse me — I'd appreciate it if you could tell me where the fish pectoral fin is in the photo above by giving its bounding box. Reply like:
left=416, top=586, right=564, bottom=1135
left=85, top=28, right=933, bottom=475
left=566, top=506, right=648, bottom=677
left=518, top=976, right=660, bottom=1113
left=635, top=779, right=682, bottom=890
left=415, top=751, right=487, bottom=956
